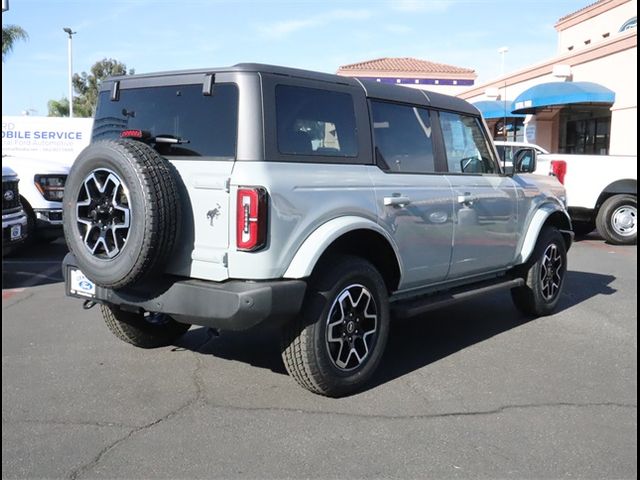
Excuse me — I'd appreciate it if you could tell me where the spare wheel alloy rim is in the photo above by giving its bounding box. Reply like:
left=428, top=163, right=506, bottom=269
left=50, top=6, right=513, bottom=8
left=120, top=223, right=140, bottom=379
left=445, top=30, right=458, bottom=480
left=76, top=168, right=132, bottom=259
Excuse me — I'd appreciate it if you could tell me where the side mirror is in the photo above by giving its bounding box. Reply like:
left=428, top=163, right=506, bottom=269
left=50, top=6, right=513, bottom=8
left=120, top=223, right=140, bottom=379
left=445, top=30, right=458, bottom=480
left=514, top=148, right=537, bottom=173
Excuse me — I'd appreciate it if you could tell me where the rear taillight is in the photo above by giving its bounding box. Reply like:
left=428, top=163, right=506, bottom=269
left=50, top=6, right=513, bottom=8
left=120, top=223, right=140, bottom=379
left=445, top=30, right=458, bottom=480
left=236, top=187, right=268, bottom=251
left=550, top=160, right=567, bottom=184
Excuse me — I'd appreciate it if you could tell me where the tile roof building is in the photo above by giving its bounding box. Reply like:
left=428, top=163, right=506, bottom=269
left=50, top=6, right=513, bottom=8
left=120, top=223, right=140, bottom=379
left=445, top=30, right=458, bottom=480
left=337, top=57, right=477, bottom=96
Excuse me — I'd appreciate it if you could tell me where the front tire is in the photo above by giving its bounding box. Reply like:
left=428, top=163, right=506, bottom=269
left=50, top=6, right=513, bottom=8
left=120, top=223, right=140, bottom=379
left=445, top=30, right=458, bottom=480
left=101, top=304, right=191, bottom=348
left=281, top=256, right=390, bottom=397
left=596, top=194, right=637, bottom=245
left=511, top=227, right=567, bottom=317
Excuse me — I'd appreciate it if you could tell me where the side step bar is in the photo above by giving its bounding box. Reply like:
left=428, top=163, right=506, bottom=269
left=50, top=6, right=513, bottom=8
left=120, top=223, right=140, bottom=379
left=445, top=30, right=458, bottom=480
left=391, top=277, right=525, bottom=320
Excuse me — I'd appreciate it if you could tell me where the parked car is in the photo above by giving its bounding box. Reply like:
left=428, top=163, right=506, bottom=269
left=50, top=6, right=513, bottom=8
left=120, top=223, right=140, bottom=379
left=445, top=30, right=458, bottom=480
left=2, top=155, right=69, bottom=244
left=2, top=166, right=28, bottom=256
left=535, top=153, right=636, bottom=244
left=62, top=63, right=573, bottom=397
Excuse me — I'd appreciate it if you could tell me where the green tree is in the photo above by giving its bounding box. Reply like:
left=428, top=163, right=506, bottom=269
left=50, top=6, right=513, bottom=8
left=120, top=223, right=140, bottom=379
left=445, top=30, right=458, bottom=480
left=71, top=58, right=135, bottom=117
left=2, top=24, right=29, bottom=62
left=47, top=98, right=69, bottom=117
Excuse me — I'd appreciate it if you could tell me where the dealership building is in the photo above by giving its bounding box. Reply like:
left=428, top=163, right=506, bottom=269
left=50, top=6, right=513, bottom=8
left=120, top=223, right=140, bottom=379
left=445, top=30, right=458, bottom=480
left=459, top=0, right=637, bottom=156
left=337, top=0, right=636, bottom=156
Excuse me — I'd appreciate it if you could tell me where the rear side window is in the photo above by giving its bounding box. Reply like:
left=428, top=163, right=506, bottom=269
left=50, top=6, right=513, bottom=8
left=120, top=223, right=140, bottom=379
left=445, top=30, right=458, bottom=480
left=275, top=85, right=357, bottom=157
left=440, top=112, right=497, bottom=174
left=92, top=83, right=238, bottom=158
left=370, top=101, right=435, bottom=174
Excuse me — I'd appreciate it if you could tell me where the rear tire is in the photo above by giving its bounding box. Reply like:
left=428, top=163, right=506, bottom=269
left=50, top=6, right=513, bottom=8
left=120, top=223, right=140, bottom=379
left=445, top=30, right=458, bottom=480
left=281, top=256, right=390, bottom=397
left=511, top=227, right=567, bottom=317
left=101, top=304, right=190, bottom=348
left=595, top=194, right=636, bottom=245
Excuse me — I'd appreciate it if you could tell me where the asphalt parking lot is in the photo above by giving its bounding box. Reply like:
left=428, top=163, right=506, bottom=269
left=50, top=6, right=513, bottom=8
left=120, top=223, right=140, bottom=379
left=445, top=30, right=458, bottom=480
left=2, top=235, right=637, bottom=479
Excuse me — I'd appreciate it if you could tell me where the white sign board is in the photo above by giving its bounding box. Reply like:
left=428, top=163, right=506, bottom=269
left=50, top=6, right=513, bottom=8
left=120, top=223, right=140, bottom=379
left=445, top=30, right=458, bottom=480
left=2, top=116, right=93, bottom=164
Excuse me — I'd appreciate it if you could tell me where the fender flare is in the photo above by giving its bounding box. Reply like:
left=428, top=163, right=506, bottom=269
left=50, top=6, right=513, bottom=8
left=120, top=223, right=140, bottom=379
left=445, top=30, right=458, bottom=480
left=283, top=216, right=403, bottom=279
left=517, top=204, right=572, bottom=264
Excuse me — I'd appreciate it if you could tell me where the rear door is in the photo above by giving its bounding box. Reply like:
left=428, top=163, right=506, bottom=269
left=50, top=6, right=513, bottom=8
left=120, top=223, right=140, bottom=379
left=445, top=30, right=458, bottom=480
left=368, top=100, right=454, bottom=290
left=437, top=111, right=519, bottom=278
left=93, top=75, right=241, bottom=281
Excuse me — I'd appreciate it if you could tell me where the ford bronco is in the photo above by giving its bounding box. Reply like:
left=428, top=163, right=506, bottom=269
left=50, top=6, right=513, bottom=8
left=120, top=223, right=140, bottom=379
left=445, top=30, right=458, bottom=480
left=62, top=64, right=573, bottom=396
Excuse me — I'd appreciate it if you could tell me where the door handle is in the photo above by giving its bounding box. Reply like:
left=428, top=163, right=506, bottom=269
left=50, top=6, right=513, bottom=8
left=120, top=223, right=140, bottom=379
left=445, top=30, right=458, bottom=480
left=457, top=193, right=478, bottom=206
left=384, top=195, right=411, bottom=207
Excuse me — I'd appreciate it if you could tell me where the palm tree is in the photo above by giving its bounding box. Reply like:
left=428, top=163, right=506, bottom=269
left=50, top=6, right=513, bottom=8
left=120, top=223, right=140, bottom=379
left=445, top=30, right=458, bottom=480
left=2, top=24, right=29, bottom=62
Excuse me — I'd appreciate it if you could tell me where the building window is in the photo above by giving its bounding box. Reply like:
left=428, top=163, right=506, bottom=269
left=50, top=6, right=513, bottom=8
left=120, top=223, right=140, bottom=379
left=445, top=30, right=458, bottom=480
left=494, top=118, right=525, bottom=142
left=602, top=32, right=610, bottom=38
left=564, top=117, right=611, bottom=155
left=584, top=39, right=591, bottom=45
left=620, top=17, right=637, bottom=32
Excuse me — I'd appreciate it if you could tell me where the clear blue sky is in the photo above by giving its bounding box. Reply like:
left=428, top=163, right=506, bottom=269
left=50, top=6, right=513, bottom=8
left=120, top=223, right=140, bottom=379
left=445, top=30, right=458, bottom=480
left=2, top=0, right=588, bottom=116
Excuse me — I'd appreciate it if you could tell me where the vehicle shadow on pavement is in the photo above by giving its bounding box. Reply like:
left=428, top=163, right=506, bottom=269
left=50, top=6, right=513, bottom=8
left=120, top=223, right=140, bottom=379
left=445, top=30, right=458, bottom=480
left=2, top=240, right=68, bottom=289
left=174, top=326, right=288, bottom=374
left=171, top=270, right=617, bottom=388
left=368, top=270, right=617, bottom=391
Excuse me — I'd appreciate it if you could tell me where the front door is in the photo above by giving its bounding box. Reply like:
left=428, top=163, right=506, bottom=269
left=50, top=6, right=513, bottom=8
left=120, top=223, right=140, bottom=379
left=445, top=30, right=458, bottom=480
left=438, top=111, right=519, bottom=279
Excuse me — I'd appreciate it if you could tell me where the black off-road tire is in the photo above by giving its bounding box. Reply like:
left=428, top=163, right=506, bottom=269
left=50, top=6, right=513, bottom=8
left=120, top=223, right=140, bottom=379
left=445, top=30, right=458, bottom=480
left=63, top=140, right=180, bottom=289
left=511, top=227, right=567, bottom=317
left=101, top=304, right=190, bottom=348
left=595, top=194, right=637, bottom=245
left=281, top=256, right=390, bottom=397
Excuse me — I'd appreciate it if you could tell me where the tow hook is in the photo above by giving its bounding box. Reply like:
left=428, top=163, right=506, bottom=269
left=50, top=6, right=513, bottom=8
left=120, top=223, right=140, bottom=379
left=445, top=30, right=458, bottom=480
left=83, top=300, right=97, bottom=310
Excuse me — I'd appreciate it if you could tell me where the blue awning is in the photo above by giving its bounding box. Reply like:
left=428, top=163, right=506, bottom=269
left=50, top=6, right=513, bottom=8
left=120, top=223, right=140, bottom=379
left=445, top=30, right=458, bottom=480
left=512, top=81, right=615, bottom=114
left=473, top=100, right=525, bottom=119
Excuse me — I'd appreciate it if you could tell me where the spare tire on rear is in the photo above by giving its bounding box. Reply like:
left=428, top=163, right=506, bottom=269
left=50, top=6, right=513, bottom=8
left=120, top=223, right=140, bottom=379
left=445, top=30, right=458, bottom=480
left=63, top=139, right=180, bottom=289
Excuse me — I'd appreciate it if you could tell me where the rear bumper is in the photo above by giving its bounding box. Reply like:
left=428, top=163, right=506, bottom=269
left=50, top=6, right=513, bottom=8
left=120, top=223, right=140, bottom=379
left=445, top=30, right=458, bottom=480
left=63, top=253, right=307, bottom=331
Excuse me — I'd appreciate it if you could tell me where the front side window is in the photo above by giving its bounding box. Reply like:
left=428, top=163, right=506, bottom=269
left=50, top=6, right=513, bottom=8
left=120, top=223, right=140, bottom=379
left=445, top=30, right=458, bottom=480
left=93, top=83, right=238, bottom=158
left=275, top=85, right=357, bottom=157
left=370, top=101, right=435, bottom=174
left=440, top=112, right=497, bottom=174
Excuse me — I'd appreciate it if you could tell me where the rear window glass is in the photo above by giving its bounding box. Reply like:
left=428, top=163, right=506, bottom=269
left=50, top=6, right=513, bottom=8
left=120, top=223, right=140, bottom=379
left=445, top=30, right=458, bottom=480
left=275, top=85, right=358, bottom=158
left=92, top=83, right=238, bottom=158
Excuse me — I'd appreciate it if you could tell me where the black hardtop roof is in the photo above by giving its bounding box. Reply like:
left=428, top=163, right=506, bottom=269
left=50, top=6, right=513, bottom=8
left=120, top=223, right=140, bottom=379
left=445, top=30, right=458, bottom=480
left=104, top=63, right=479, bottom=115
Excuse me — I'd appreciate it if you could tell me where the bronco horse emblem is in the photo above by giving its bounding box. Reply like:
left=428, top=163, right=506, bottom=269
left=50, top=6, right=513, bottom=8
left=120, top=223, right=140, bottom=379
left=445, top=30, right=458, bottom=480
left=207, top=204, right=221, bottom=226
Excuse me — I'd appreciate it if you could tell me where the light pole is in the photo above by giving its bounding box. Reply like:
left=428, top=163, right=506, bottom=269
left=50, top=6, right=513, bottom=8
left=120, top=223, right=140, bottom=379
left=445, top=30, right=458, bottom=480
left=498, top=46, right=509, bottom=141
left=498, top=46, right=508, bottom=76
left=63, top=27, right=76, bottom=118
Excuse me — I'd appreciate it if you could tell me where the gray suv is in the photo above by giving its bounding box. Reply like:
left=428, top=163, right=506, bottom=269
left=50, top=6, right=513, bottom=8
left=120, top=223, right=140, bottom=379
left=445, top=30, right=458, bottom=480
left=62, top=64, right=572, bottom=396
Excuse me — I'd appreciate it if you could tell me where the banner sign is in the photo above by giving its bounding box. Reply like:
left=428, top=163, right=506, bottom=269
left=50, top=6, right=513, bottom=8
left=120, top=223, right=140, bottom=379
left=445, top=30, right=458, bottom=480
left=2, top=116, right=93, bottom=164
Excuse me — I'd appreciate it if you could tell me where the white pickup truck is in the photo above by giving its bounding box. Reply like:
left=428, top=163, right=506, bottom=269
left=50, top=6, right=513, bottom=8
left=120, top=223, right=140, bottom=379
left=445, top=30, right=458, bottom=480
left=535, top=154, right=637, bottom=245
